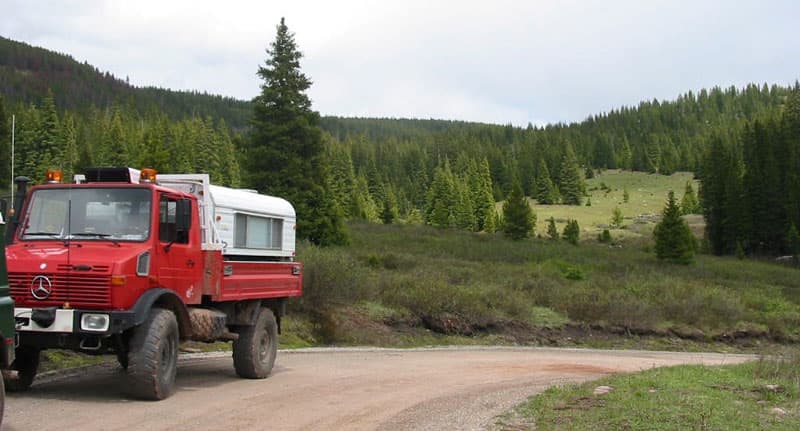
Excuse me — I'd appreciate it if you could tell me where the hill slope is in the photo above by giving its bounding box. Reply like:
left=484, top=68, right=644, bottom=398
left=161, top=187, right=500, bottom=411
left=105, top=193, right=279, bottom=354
left=0, top=36, right=251, bottom=130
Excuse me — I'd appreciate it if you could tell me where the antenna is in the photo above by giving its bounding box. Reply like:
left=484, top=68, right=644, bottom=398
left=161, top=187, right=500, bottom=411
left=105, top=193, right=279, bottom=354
left=10, top=114, right=14, bottom=210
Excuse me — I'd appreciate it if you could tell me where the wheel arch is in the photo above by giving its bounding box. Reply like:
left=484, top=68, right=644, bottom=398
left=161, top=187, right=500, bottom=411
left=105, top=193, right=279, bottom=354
left=131, top=289, right=192, bottom=339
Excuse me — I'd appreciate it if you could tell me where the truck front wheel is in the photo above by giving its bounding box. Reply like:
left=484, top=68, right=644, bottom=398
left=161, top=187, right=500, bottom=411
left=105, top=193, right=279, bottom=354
left=233, top=307, right=278, bottom=379
left=126, top=308, right=179, bottom=400
left=4, top=346, right=40, bottom=392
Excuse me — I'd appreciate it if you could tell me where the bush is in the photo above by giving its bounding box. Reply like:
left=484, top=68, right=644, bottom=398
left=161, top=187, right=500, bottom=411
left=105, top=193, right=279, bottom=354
left=563, top=219, right=580, bottom=245
left=296, top=242, right=370, bottom=312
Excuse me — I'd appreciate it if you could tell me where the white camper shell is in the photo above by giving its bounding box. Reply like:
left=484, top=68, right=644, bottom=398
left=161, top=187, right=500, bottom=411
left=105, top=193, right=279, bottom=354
left=158, top=174, right=296, bottom=260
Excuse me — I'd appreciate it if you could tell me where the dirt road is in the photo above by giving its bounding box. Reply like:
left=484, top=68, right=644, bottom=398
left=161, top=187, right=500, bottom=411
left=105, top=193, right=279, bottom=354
left=4, top=347, right=751, bottom=430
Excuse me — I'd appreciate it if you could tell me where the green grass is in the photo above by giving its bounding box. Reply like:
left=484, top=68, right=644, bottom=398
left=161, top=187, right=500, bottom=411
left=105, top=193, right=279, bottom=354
left=499, top=350, right=800, bottom=430
left=529, top=170, right=698, bottom=240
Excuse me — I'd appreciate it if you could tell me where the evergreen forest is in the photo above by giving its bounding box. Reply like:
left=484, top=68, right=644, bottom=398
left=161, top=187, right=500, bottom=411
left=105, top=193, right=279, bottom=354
left=1, top=35, right=799, bottom=256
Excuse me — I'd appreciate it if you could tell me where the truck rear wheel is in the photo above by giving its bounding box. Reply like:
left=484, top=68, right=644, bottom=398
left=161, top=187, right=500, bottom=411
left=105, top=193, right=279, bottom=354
left=233, top=307, right=277, bottom=379
left=4, top=346, right=40, bottom=392
left=126, top=308, right=179, bottom=400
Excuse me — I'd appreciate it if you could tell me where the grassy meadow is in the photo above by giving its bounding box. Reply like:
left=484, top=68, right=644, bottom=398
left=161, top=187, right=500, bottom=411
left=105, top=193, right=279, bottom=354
left=293, top=210, right=800, bottom=350
left=528, top=169, right=699, bottom=240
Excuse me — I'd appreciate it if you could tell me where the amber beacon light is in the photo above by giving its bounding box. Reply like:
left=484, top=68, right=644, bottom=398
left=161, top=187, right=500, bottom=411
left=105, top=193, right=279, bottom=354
left=140, top=168, right=157, bottom=183
left=46, top=169, right=63, bottom=183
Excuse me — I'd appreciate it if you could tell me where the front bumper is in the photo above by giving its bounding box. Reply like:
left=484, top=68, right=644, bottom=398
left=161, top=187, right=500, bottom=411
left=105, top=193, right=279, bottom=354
left=14, top=307, right=138, bottom=336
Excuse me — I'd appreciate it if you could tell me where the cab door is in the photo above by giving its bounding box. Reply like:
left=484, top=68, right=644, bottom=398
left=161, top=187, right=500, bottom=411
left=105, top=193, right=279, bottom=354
left=155, top=194, right=202, bottom=304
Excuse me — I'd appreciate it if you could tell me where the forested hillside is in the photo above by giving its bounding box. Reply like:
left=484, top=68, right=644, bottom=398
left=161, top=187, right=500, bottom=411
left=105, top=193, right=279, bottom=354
left=0, top=36, right=250, bottom=130
left=1, top=35, right=798, bottom=255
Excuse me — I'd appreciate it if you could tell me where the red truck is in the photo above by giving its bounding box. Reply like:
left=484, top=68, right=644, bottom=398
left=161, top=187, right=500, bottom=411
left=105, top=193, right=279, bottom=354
left=3, top=167, right=302, bottom=399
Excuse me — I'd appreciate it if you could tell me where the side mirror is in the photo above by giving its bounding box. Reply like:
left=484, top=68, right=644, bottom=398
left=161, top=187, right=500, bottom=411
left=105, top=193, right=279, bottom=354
left=175, top=199, right=192, bottom=233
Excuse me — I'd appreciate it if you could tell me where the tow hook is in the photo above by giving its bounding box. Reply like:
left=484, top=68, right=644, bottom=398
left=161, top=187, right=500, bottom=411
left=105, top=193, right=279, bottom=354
left=79, top=337, right=102, bottom=351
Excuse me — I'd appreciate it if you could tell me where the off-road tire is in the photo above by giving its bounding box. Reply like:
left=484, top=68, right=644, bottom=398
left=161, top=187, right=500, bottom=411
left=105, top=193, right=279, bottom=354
left=126, top=308, right=179, bottom=400
left=4, top=346, right=40, bottom=392
left=233, top=307, right=278, bottom=379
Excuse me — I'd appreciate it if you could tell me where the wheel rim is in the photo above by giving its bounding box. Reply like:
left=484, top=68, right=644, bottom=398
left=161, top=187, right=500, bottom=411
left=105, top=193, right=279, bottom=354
left=161, top=334, right=177, bottom=381
left=258, top=331, right=271, bottom=363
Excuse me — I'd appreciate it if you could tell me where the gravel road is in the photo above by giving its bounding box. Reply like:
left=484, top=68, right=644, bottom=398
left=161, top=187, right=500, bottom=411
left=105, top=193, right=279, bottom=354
left=3, top=347, right=752, bottom=430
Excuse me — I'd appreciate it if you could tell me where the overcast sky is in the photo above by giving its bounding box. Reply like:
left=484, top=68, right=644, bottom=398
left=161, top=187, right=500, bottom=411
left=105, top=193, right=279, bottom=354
left=2, top=0, right=799, bottom=126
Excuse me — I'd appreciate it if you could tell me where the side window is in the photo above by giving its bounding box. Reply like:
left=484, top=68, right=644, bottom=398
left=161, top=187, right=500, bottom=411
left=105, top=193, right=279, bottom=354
left=234, top=213, right=282, bottom=249
left=159, top=196, right=189, bottom=244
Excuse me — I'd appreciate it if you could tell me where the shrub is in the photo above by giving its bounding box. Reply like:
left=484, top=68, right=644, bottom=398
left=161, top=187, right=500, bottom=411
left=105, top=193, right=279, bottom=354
left=563, top=219, right=580, bottom=245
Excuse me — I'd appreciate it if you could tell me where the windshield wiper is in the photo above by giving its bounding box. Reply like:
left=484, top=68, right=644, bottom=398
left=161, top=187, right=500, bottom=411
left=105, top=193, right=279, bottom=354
left=22, top=232, right=62, bottom=237
left=70, top=232, right=112, bottom=238
left=69, top=232, right=120, bottom=246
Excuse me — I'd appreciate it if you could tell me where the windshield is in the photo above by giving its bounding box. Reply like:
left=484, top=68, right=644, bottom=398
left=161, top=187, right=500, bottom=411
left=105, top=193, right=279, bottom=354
left=21, top=188, right=152, bottom=242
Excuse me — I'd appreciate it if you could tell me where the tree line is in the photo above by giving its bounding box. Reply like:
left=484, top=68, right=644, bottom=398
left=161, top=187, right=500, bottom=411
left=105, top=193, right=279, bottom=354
left=0, top=91, right=241, bottom=190
left=700, top=85, right=800, bottom=257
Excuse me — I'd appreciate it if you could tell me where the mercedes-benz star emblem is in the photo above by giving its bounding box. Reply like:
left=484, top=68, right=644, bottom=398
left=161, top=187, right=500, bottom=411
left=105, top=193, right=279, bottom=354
left=31, top=275, right=53, bottom=300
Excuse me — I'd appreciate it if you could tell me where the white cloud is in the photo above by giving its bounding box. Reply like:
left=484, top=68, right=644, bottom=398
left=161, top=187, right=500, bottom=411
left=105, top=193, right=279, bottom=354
left=2, top=0, right=800, bottom=125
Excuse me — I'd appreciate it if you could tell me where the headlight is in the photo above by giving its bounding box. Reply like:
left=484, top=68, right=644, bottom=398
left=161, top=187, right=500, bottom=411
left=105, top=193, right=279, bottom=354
left=136, top=251, right=151, bottom=276
left=81, top=313, right=110, bottom=332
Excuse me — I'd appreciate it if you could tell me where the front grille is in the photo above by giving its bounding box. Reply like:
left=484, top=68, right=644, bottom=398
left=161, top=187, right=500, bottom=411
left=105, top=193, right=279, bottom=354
left=56, top=264, right=111, bottom=273
left=9, top=272, right=112, bottom=308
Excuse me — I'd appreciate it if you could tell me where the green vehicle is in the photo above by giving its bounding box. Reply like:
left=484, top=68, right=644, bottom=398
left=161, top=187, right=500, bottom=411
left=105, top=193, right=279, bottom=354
left=0, top=201, right=17, bottom=426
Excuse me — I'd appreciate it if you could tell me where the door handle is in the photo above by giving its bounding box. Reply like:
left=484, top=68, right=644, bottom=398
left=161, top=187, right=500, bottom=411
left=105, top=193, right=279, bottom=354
left=186, top=259, right=195, bottom=268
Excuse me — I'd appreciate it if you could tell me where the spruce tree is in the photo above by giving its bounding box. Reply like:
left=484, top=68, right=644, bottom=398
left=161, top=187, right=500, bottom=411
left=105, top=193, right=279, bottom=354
left=246, top=18, right=347, bottom=245
left=380, top=187, right=398, bottom=224
left=426, top=160, right=456, bottom=228
left=681, top=181, right=699, bottom=215
left=535, top=158, right=558, bottom=204
left=0, top=95, right=9, bottom=189
left=558, top=146, right=584, bottom=205
left=787, top=223, right=800, bottom=258
left=654, top=191, right=696, bottom=264
left=547, top=217, right=559, bottom=240
left=473, top=158, right=496, bottom=232
left=563, top=219, right=580, bottom=245
left=502, top=179, right=535, bottom=240
left=611, top=206, right=623, bottom=228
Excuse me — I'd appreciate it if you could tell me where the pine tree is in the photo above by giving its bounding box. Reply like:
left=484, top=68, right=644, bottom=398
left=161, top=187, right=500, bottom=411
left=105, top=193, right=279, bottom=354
left=502, top=179, right=535, bottom=240
left=681, top=181, right=699, bottom=215
left=245, top=18, right=347, bottom=245
left=216, top=119, right=241, bottom=187
left=547, top=217, right=559, bottom=240
left=453, top=176, right=476, bottom=230
left=0, top=95, right=9, bottom=189
left=611, top=206, right=623, bottom=228
left=787, top=223, right=800, bottom=257
left=426, top=159, right=456, bottom=228
left=654, top=191, right=696, bottom=264
left=558, top=146, right=584, bottom=205
left=473, top=158, right=496, bottom=232
left=380, top=187, right=398, bottom=224
left=563, top=219, right=580, bottom=245
left=535, top=158, right=558, bottom=204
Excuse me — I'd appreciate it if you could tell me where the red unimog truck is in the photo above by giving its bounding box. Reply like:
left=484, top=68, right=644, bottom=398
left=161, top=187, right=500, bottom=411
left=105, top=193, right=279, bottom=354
left=3, top=167, right=302, bottom=399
